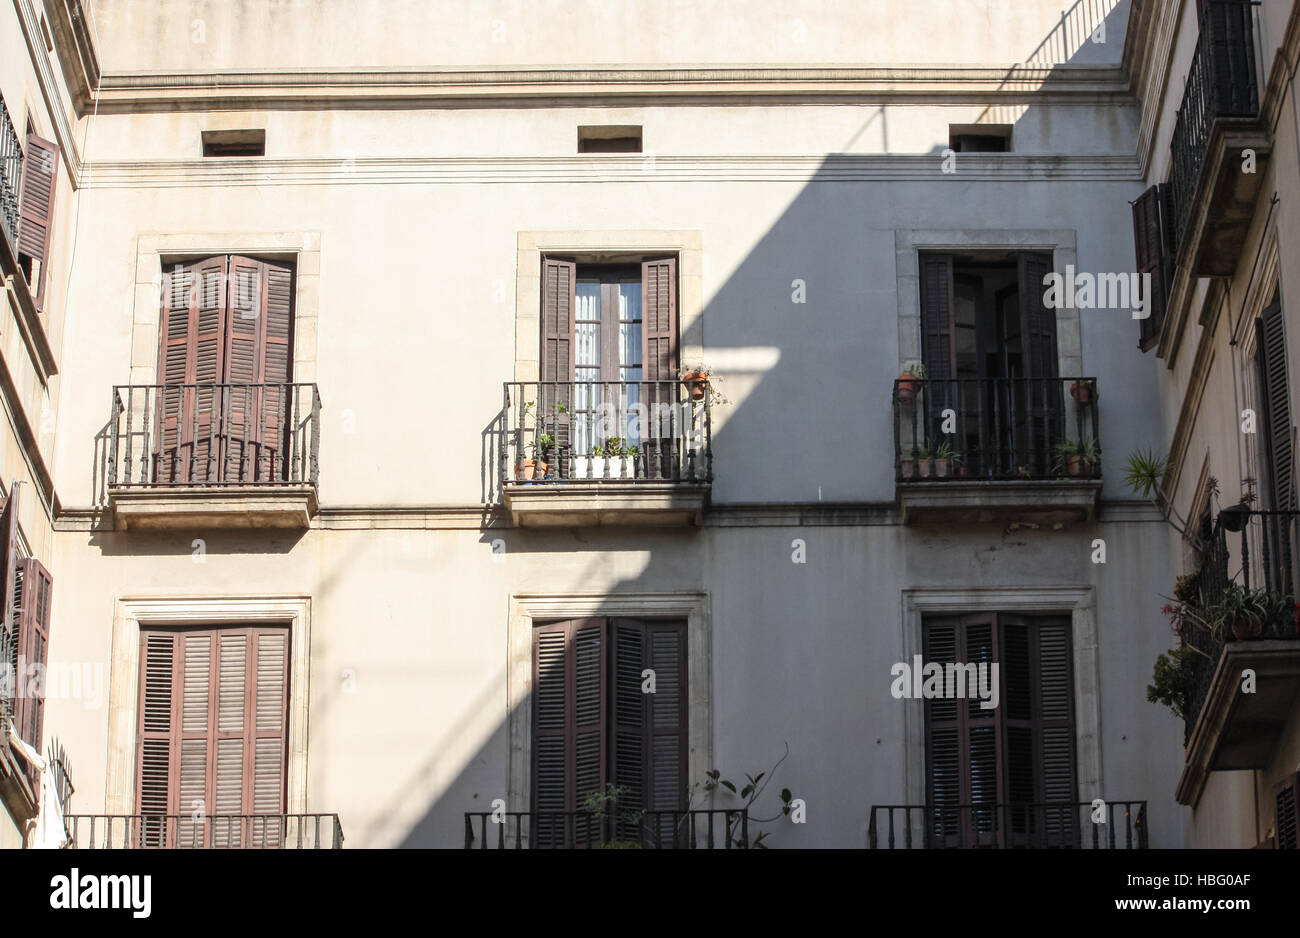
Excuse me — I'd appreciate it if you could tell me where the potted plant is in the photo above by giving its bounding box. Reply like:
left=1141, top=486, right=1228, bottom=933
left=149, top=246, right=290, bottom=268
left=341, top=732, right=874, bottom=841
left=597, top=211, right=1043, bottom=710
left=1147, top=647, right=1199, bottom=720
left=1069, top=380, right=1096, bottom=405
left=899, top=447, right=919, bottom=479
left=952, top=453, right=969, bottom=478
left=896, top=362, right=926, bottom=405
left=1206, top=584, right=1267, bottom=641
left=1219, top=500, right=1252, bottom=533
left=588, top=444, right=607, bottom=479
left=1054, top=439, right=1099, bottom=477
left=1122, top=449, right=1167, bottom=499
left=624, top=443, right=640, bottom=480
left=516, top=400, right=568, bottom=480
left=916, top=445, right=933, bottom=478
left=933, top=442, right=954, bottom=478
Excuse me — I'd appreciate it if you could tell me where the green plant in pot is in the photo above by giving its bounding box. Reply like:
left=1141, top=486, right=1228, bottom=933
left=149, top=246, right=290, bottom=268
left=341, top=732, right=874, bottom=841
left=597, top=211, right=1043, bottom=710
left=1206, top=583, right=1268, bottom=641
left=915, top=445, right=934, bottom=478
left=1147, top=646, right=1199, bottom=720
left=899, top=447, right=920, bottom=479
left=1054, top=439, right=1099, bottom=477
left=933, top=441, right=954, bottom=478
left=896, top=362, right=926, bottom=405
left=1122, top=449, right=1167, bottom=499
left=583, top=783, right=645, bottom=848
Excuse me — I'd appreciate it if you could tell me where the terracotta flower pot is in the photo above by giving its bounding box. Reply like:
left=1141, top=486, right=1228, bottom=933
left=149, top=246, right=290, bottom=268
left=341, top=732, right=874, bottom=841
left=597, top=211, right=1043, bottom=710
left=897, top=375, right=922, bottom=404
left=683, top=371, right=709, bottom=402
left=934, top=458, right=949, bottom=478
left=900, top=459, right=916, bottom=479
left=1069, top=382, right=1094, bottom=405
left=517, top=459, right=548, bottom=481
left=1231, top=614, right=1263, bottom=641
left=1066, top=455, right=1093, bottom=477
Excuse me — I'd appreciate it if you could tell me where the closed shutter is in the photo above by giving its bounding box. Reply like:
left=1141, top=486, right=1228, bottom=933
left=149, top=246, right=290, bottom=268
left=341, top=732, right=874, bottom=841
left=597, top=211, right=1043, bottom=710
left=136, top=626, right=289, bottom=848
left=1132, top=184, right=1174, bottom=350
left=15, top=133, right=58, bottom=307
left=610, top=619, right=687, bottom=846
left=922, top=616, right=962, bottom=845
left=1255, top=303, right=1295, bottom=511
left=1276, top=772, right=1300, bottom=850
left=1199, top=0, right=1258, bottom=116
left=531, top=618, right=606, bottom=846
left=12, top=558, right=52, bottom=754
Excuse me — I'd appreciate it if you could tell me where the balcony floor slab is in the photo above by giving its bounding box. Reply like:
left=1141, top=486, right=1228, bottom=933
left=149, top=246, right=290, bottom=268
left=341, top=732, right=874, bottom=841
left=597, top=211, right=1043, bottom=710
left=107, top=485, right=318, bottom=531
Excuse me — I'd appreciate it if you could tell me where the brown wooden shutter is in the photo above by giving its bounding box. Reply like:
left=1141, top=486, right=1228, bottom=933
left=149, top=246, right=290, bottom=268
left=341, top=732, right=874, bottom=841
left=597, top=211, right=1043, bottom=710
left=1276, top=772, right=1300, bottom=850
left=1132, top=184, right=1174, bottom=351
left=137, top=626, right=289, bottom=848
left=15, top=133, right=58, bottom=308
left=0, top=482, right=18, bottom=710
left=531, top=618, right=606, bottom=846
left=539, top=258, right=576, bottom=463
left=1018, top=253, right=1063, bottom=474
left=1255, top=302, right=1295, bottom=511
left=919, top=254, right=955, bottom=381
left=922, top=616, right=962, bottom=844
left=641, top=257, right=678, bottom=381
left=610, top=619, right=687, bottom=845
left=1017, top=253, right=1059, bottom=380
left=224, top=257, right=293, bottom=482
left=12, top=558, right=52, bottom=754
left=260, top=261, right=294, bottom=482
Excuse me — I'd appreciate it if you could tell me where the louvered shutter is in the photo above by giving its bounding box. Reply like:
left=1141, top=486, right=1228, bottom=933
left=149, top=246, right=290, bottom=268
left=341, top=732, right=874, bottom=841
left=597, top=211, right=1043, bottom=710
left=15, top=133, right=58, bottom=307
left=0, top=483, right=18, bottom=719
left=1255, top=304, right=1295, bottom=511
left=12, top=558, right=52, bottom=756
left=259, top=262, right=294, bottom=482
left=137, top=626, right=289, bottom=848
left=531, top=618, right=606, bottom=847
left=1199, top=0, right=1258, bottom=116
left=1276, top=772, right=1300, bottom=850
left=1018, top=253, right=1063, bottom=474
left=963, top=616, right=1000, bottom=842
left=610, top=619, right=687, bottom=846
left=642, top=258, right=679, bottom=479
left=918, top=254, right=956, bottom=446
left=136, top=632, right=177, bottom=847
left=224, top=257, right=262, bottom=482
left=1132, top=184, right=1174, bottom=350
left=540, top=258, right=576, bottom=464
left=923, top=615, right=963, bottom=845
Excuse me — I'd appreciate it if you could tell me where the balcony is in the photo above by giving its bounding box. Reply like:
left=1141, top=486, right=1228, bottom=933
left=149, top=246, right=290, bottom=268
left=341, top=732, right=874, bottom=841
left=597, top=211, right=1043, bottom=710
left=868, top=802, right=1148, bottom=849
left=1169, top=0, right=1267, bottom=276
left=0, top=95, right=20, bottom=248
left=1177, top=510, right=1300, bottom=805
left=499, top=380, right=712, bottom=527
left=892, top=376, right=1101, bottom=523
left=463, top=808, right=748, bottom=848
left=65, top=813, right=344, bottom=848
left=102, top=383, right=321, bottom=531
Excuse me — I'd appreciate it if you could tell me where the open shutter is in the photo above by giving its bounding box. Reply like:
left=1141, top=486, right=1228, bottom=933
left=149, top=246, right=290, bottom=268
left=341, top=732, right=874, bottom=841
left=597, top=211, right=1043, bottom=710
left=1276, top=772, right=1300, bottom=850
left=1132, top=184, right=1174, bottom=350
left=919, top=254, right=955, bottom=381
left=1256, top=303, right=1295, bottom=511
left=136, top=631, right=178, bottom=847
left=15, top=133, right=57, bottom=307
left=641, top=258, right=679, bottom=479
left=1017, top=253, right=1062, bottom=475
left=0, top=483, right=18, bottom=717
left=531, top=618, right=606, bottom=846
left=540, top=258, right=576, bottom=465
left=12, top=558, right=52, bottom=755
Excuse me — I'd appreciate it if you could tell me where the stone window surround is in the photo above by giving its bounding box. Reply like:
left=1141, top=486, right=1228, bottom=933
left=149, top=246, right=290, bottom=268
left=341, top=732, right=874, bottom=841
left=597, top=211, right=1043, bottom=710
left=104, top=596, right=313, bottom=816
left=894, top=228, right=1082, bottom=378
left=898, top=587, right=1102, bottom=811
left=514, top=230, right=704, bottom=383
left=506, top=591, right=711, bottom=811
left=130, top=232, right=321, bottom=385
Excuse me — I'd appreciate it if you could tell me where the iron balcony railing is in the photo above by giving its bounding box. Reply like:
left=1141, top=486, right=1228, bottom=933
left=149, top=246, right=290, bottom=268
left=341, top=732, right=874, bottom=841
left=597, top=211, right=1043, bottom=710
left=501, top=380, right=712, bottom=487
left=1169, top=0, right=1259, bottom=248
left=868, top=802, right=1148, bottom=849
left=65, top=813, right=344, bottom=849
left=893, top=377, right=1100, bottom=482
left=0, top=94, right=20, bottom=249
left=1180, top=509, right=1300, bottom=742
left=463, top=808, right=748, bottom=849
left=103, top=383, right=321, bottom=498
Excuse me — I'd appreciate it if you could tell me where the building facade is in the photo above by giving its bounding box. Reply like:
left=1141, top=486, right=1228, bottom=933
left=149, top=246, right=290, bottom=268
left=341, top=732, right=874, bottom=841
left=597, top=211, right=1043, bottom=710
left=0, top=0, right=1292, bottom=850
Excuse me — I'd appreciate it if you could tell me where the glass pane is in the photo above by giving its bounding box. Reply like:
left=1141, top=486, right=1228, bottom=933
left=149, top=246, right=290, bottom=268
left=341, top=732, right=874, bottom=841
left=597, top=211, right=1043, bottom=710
left=576, top=282, right=601, bottom=371
left=619, top=282, right=642, bottom=369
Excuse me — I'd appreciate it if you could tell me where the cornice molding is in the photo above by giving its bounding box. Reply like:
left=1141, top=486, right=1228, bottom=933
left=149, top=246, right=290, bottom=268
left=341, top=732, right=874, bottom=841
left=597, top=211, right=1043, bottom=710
left=80, top=153, right=1143, bottom=189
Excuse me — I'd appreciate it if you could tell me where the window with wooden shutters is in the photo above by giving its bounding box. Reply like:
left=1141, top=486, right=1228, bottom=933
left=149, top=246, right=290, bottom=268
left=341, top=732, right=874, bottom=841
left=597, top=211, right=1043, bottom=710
left=156, top=255, right=294, bottom=485
left=16, top=133, right=58, bottom=308
left=1276, top=772, right=1300, bottom=850
left=1132, top=184, right=1175, bottom=351
left=923, top=612, right=1076, bottom=848
left=135, top=625, right=290, bottom=848
left=0, top=483, right=19, bottom=727
left=1255, top=301, right=1294, bottom=512
left=12, top=558, right=52, bottom=755
left=531, top=617, right=687, bottom=847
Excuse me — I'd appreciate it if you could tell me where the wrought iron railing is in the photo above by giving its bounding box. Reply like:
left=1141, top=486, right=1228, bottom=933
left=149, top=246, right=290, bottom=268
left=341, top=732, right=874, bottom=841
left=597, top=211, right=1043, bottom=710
left=1180, top=509, right=1300, bottom=742
left=893, top=377, right=1100, bottom=481
left=1169, top=0, right=1259, bottom=247
left=868, top=802, right=1148, bottom=849
left=65, top=813, right=344, bottom=849
left=500, top=380, right=712, bottom=487
left=0, top=94, right=21, bottom=249
left=463, top=808, right=748, bottom=849
left=103, top=383, right=321, bottom=498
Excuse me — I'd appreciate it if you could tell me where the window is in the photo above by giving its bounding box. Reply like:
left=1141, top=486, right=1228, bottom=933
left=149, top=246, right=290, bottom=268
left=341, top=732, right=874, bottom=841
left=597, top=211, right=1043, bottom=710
left=1255, top=298, right=1294, bottom=512
left=157, top=256, right=294, bottom=483
left=577, top=125, right=642, bottom=153
left=1131, top=183, right=1175, bottom=351
left=201, top=129, right=266, bottom=158
left=532, top=617, right=686, bottom=846
left=136, top=626, right=290, bottom=847
left=15, top=130, right=58, bottom=308
left=541, top=256, right=678, bottom=473
left=0, top=483, right=52, bottom=777
left=918, top=252, right=1063, bottom=477
left=948, top=124, right=1012, bottom=153
left=923, top=612, right=1076, bottom=847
